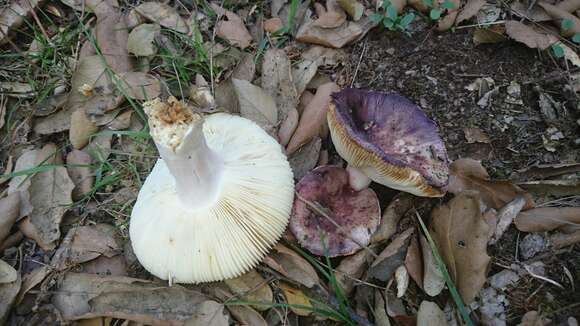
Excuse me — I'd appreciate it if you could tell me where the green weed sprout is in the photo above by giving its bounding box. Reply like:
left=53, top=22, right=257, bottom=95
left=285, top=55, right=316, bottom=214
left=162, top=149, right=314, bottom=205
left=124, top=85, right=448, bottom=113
left=370, top=1, right=415, bottom=34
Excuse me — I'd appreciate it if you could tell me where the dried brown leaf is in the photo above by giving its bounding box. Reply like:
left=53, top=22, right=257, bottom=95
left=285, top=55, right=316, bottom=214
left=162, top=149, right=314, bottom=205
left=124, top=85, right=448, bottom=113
left=286, top=82, right=339, bottom=154
left=296, top=19, right=363, bottom=48
left=449, top=158, right=534, bottom=210
left=374, top=290, right=391, bottom=326
left=81, top=255, right=128, bottom=277
left=518, top=311, right=551, bottom=326
left=107, top=110, right=133, bottom=131
left=463, top=127, right=490, bottom=143
left=119, top=72, right=161, bottom=100
left=7, top=149, right=38, bottom=217
left=404, top=234, right=423, bottom=289
left=135, top=2, right=189, bottom=34
left=288, top=137, right=321, bottom=180
left=227, top=305, right=267, bottom=326
left=430, top=191, right=490, bottom=304
left=214, top=6, right=252, bottom=49
left=437, top=0, right=461, bottom=31
left=473, top=25, right=507, bottom=44
left=550, top=229, right=580, bottom=249
left=301, top=46, right=346, bottom=67
left=338, top=0, right=365, bottom=20
left=278, top=108, right=299, bottom=146
left=224, top=270, right=273, bottom=311
left=16, top=265, right=50, bottom=304
left=292, top=60, right=319, bottom=98
left=369, top=228, right=415, bottom=281
left=232, top=78, right=278, bottom=134
left=127, top=23, right=160, bottom=57
left=0, top=259, right=17, bottom=284
left=420, top=234, right=445, bottom=296
left=517, top=180, right=580, bottom=197
left=371, top=193, right=415, bottom=244
left=262, top=48, right=299, bottom=123
left=417, top=301, right=446, bottom=326
left=27, top=144, right=74, bottom=244
left=90, top=0, right=132, bottom=73
left=278, top=282, right=313, bottom=316
left=456, top=0, right=487, bottom=25
left=52, top=224, right=123, bottom=269
left=489, top=196, right=526, bottom=244
left=505, top=20, right=557, bottom=50
left=70, top=109, right=98, bottom=149
left=185, top=301, right=229, bottom=326
left=264, top=243, right=319, bottom=288
left=515, top=207, right=580, bottom=232
left=510, top=2, right=551, bottom=22
left=0, top=272, right=20, bottom=325
left=0, top=193, right=20, bottom=244
left=395, top=266, right=409, bottom=297
left=335, top=248, right=375, bottom=295
left=17, top=218, right=55, bottom=250
left=53, top=273, right=208, bottom=322
left=556, top=0, right=580, bottom=12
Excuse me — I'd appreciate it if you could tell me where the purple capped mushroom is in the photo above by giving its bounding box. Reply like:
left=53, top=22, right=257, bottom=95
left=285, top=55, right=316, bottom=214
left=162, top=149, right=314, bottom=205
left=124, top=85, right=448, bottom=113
left=290, top=165, right=380, bottom=257
left=327, top=88, right=449, bottom=197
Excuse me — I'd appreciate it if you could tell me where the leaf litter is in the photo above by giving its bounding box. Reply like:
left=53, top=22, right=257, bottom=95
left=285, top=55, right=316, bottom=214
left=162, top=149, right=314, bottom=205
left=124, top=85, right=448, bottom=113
left=0, top=0, right=579, bottom=324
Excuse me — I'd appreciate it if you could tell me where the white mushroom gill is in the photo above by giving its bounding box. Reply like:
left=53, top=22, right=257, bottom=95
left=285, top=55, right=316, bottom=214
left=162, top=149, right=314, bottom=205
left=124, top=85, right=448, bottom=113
left=130, top=98, right=294, bottom=283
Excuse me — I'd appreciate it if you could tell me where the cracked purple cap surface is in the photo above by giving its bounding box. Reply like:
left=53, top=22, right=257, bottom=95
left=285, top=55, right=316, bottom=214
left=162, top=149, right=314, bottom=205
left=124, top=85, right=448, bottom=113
left=327, top=88, right=449, bottom=197
left=290, top=165, right=380, bottom=257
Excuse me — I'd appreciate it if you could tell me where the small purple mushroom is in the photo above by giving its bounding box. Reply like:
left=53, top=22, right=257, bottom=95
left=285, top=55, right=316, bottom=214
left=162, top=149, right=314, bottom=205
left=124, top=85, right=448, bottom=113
left=290, top=165, right=380, bottom=257
left=327, top=88, right=449, bottom=197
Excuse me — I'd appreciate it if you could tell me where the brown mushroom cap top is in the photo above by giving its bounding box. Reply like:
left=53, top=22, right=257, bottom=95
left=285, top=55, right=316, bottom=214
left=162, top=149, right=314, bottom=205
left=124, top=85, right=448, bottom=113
left=327, top=88, right=449, bottom=197
left=290, top=165, right=380, bottom=257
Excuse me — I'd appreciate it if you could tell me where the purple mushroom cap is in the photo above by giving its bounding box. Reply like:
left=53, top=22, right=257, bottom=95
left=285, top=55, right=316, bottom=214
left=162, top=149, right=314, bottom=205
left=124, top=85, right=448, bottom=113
left=290, top=165, right=380, bottom=257
left=327, top=88, right=449, bottom=197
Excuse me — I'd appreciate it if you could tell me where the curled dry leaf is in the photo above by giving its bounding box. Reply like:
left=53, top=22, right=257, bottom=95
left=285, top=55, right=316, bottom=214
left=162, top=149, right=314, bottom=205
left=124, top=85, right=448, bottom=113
left=8, top=149, right=38, bottom=218
left=371, top=193, right=415, bottom=244
left=278, top=282, right=313, bottom=316
left=18, top=217, right=55, bottom=250
left=337, top=0, right=365, bottom=20
left=505, top=20, right=557, bottom=50
left=212, top=5, right=252, bottom=49
left=52, top=273, right=209, bottom=322
left=298, top=90, right=315, bottom=115
left=278, top=109, right=299, bottom=146
left=404, top=233, right=423, bottom=289
left=127, top=23, right=160, bottom=57
left=421, top=233, right=445, bottom=297
left=302, top=46, right=346, bottom=67
left=464, top=127, right=491, bottom=144
left=510, top=2, right=551, bottom=22
left=456, top=0, right=487, bottom=25
left=489, top=196, right=526, bottom=245
left=374, top=290, right=391, bottom=326
left=430, top=191, right=490, bottom=304
left=335, top=247, right=375, bottom=296
left=0, top=192, right=20, bottom=244
left=292, top=60, right=319, bottom=98
left=286, top=82, right=339, bottom=154
left=119, top=72, right=161, bottom=100
left=81, top=255, right=128, bottom=277
left=449, top=158, right=534, bottom=210
left=297, top=19, right=363, bottom=48
left=135, top=2, right=189, bottom=34
left=224, top=270, right=273, bottom=311
left=369, top=227, right=415, bottom=282
left=289, top=137, right=321, bottom=180
left=107, top=110, right=133, bottom=131
left=264, top=244, right=319, bottom=288
left=232, top=78, right=278, bottom=134
left=417, top=301, right=446, bottom=326
left=15, top=265, right=50, bottom=304
left=550, top=229, right=580, bottom=249
left=517, top=180, right=580, bottom=197
left=70, top=109, right=98, bottom=149
left=515, top=207, right=580, bottom=232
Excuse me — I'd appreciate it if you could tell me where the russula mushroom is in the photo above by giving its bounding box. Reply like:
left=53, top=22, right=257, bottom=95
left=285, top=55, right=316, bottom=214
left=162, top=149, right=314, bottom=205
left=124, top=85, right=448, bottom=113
left=290, top=165, right=380, bottom=257
left=327, top=88, right=449, bottom=197
left=130, top=97, right=294, bottom=283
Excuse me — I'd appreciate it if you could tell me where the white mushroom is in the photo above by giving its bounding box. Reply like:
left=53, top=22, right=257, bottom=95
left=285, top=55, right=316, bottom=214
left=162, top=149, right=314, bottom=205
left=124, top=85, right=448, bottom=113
left=130, top=97, right=294, bottom=283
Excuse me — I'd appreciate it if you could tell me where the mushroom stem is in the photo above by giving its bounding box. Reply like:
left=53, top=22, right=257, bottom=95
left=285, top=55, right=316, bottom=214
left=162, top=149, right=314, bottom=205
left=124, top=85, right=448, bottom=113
left=347, top=165, right=372, bottom=191
left=144, top=98, right=224, bottom=210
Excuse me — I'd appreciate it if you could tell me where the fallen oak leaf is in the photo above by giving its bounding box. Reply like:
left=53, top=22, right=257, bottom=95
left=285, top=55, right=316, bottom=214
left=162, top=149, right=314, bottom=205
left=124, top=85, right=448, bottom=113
left=118, top=72, right=161, bottom=100
left=7, top=149, right=40, bottom=218
left=278, top=282, right=313, bottom=316
left=17, top=217, right=55, bottom=250
left=263, top=243, right=320, bottom=288
left=449, top=158, right=534, bottom=210
left=185, top=301, right=229, bottom=326
left=420, top=233, right=444, bottom=297
left=334, top=247, right=376, bottom=296
left=224, top=269, right=273, bottom=311
left=296, top=19, right=363, bottom=48
left=232, top=78, right=278, bottom=135
left=369, top=227, right=415, bottom=282
left=404, top=233, right=423, bottom=289
left=514, top=207, right=580, bottom=232
left=70, top=108, right=98, bottom=149
left=417, top=301, right=447, bottom=326
left=489, top=196, right=526, bottom=244
left=371, top=193, right=416, bottom=244
left=288, top=137, right=321, bottom=180
left=262, top=48, right=299, bottom=126
left=127, top=23, right=160, bottom=57
left=430, top=191, right=490, bottom=304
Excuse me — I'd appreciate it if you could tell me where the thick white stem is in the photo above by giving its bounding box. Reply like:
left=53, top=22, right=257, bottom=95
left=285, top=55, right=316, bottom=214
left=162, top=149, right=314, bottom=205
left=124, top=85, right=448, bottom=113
left=347, top=165, right=371, bottom=191
left=154, top=118, right=223, bottom=210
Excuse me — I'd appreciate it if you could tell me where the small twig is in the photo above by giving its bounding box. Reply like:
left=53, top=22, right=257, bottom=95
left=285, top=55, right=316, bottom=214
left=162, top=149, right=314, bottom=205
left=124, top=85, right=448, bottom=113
left=27, top=0, right=51, bottom=45
left=523, top=264, right=564, bottom=288
left=295, top=191, right=378, bottom=259
left=350, top=40, right=367, bottom=87
left=455, top=20, right=506, bottom=30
